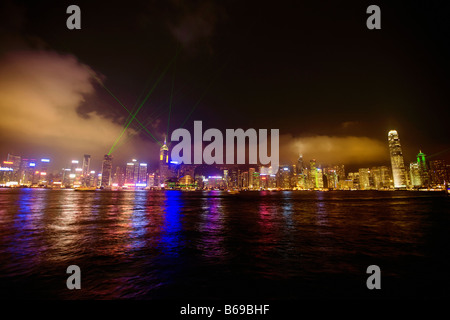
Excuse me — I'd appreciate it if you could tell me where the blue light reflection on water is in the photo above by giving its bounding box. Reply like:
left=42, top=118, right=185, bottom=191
left=11, top=189, right=48, bottom=264
left=160, top=190, right=183, bottom=256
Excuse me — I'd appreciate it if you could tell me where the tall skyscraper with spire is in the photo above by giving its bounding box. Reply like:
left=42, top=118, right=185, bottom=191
left=297, top=154, right=304, bottom=174
left=159, top=137, right=170, bottom=187
left=160, top=137, right=169, bottom=164
left=388, top=130, right=407, bottom=189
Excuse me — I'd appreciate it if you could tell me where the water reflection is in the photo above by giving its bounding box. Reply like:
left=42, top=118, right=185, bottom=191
left=160, top=191, right=183, bottom=256
left=127, top=191, right=149, bottom=252
left=7, top=189, right=49, bottom=274
left=0, top=189, right=449, bottom=299
left=199, top=192, right=225, bottom=259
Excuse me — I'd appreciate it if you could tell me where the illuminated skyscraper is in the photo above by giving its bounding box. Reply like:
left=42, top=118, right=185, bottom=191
left=388, top=130, right=407, bottom=189
left=297, top=154, right=304, bottom=174
left=409, top=162, right=422, bottom=187
left=101, top=155, right=113, bottom=187
left=416, top=151, right=429, bottom=187
left=38, top=158, right=50, bottom=185
left=309, top=159, right=317, bottom=189
left=249, top=167, right=255, bottom=188
left=160, top=137, right=169, bottom=164
left=159, top=137, right=170, bottom=186
left=82, top=154, right=91, bottom=177
left=133, top=159, right=140, bottom=183
left=7, top=154, right=21, bottom=181
left=19, top=158, right=36, bottom=186
left=359, top=168, right=370, bottom=190
left=316, top=168, right=324, bottom=189
left=125, top=161, right=136, bottom=185
left=429, top=160, right=447, bottom=186
left=138, top=163, right=148, bottom=186
left=370, top=167, right=382, bottom=189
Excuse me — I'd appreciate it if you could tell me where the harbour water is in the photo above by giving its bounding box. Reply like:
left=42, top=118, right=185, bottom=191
left=0, top=189, right=449, bottom=299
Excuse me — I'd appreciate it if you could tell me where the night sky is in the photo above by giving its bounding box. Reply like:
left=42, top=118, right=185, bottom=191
left=1, top=0, right=449, bottom=171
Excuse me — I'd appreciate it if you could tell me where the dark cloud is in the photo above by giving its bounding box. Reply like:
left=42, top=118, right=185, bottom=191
left=167, top=0, right=225, bottom=53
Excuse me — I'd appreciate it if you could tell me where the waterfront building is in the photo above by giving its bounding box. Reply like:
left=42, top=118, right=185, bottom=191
left=101, top=154, right=113, bottom=187
left=429, top=160, right=447, bottom=186
left=309, top=159, right=317, bottom=188
left=159, top=138, right=170, bottom=187
left=359, top=168, right=371, bottom=190
left=138, top=163, right=148, bottom=187
left=416, top=151, right=430, bottom=187
left=409, top=162, right=422, bottom=187
left=388, top=130, right=407, bottom=188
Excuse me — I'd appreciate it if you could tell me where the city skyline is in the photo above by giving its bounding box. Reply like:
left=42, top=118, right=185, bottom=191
left=2, top=128, right=449, bottom=191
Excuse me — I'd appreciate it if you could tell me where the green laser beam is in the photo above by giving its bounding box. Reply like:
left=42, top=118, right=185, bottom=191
left=122, top=65, right=160, bottom=128
left=113, top=89, right=178, bottom=152
left=166, top=50, right=178, bottom=140
left=113, top=104, right=169, bottom=152
left=166, top=44, right=181, bottom=139
left=87, top=68, right=162, bottom=146
left=427, top=147, right=450, bottom=159
left=95, top=79, right=162, bottom=149
left=111, top=48, right=180, bottom=154
left=108, top=54, right=177, bottom=155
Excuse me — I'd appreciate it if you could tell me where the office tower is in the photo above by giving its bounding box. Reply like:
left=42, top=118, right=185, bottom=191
left=223, top=169, right=229, bottom=188
left=309, top=159, right=317, bottom=188
left=38, top=158, right=51, bottom=185
left=369, top=166, right=390, bottom=190
left=334, top=164, right=345, bottom=182
left=125, top=162, right=135, bottom=185
left=6, top=154, right=21, bottom=182
left=82, top=154, right=91, bottom=177
left=429, top=160, right=447, bottom=186
left=297, top=154, right=304, bottom=175
left=324, top=168, right=338, bottom=189
left=160, top=137, right=169, bottom=164
left=388, top=130, right=407, bottom=189
left=409, top=162, right=422, bottom=187
left=132, top=159, right=140, bottom=184
left=379, top=166, right=391, bottom=189
left=138, top=163, right=148, bottom=186
left=359, top=168, right=370, bottom=190
left=249, top=167, right=255, bottom=188
left=253, top=170, right=260, bottom=189
left=416, top=151, right=429, bottom=187
left=159, top=138, right=171, bottom=187
left=19, top=158, right=36, bottom=186
left=278, top=166, right=291, bottom=189
left=112, top=166, right=125, bottom=187
left=62, top=168, right=71, bottom=187
left=1, top=158, right=15, bottom=185
left=101, top=155, right=113, bottom=187
left=70, top=160, right=79, bottom=172
left=229, top=167, right=239, bottom=188
left=148, top=173, right=155, bottom=187
left=349, top=172, right=360, bottom=190
left=316, top=168, right=324, bottom=189
left=369, top=167, right=378, bottom=189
